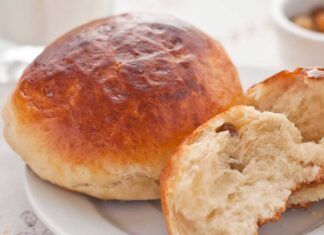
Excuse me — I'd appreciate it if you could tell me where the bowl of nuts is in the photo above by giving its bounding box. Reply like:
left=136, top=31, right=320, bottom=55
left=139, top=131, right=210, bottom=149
left=272, top=0, right=324, bottom=67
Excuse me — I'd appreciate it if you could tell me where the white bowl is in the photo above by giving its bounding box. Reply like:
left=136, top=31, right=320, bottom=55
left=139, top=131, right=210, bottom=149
left=272, top=0, right=324, bottom=67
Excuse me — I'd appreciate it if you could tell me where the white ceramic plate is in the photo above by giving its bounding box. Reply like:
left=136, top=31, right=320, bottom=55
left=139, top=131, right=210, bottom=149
left=25, top=66, right=324, bottom=235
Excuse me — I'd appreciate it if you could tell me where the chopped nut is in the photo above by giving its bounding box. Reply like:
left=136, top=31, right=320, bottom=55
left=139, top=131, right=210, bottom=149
left=215, top=122, right=238, bottom=136
left=292, top=15, right=315, bottom=30
left=314, top=9, right=324, bottom=32
left=291, top=7, right=324, bottom=33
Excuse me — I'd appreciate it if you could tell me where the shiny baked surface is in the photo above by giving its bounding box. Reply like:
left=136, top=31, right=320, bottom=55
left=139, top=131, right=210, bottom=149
left=7, top=13, right=243, bottom=199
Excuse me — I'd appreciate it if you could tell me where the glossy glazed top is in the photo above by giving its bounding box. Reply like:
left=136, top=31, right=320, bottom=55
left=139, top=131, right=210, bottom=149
left=12, top=13, right=243, bottom=166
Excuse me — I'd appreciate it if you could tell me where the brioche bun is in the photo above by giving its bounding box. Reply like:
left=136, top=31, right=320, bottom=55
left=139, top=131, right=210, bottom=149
left=3, top=13, right=243, bottom=200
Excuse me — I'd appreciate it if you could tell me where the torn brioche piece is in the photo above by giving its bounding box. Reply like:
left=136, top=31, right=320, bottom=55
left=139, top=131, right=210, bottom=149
left=247, top=68, right=324, bottom=206
left=161, top=106, right=324, bottom=235
left=247, top=68, right=324, bottom=142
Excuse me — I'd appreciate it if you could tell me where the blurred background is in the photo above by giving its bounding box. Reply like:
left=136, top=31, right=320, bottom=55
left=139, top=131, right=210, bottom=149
left=0, top=0, right=284, bottom=85
left=0, top=0, right=323, bottom=84
left=0, top=0, right=323, bottom=234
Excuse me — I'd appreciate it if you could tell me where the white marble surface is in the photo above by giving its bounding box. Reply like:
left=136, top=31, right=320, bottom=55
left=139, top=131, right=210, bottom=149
left=0, top=0, right=293, bottom=234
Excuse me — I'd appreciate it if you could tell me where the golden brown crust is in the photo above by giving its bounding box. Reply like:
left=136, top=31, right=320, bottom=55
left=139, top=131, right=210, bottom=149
left=14, top=13, right=242, bottom=164
left=249, top=68, right=324, bottom=90
left=6, top=13, right=243, bottom=200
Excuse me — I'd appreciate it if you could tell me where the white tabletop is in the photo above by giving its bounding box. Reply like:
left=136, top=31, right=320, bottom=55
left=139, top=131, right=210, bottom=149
left=0, top=0, right=284, bottom=234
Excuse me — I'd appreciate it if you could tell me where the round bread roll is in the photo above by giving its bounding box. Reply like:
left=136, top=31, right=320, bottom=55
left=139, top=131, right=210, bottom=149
left=2, top=13, right=243, bottom=200
left=161, top=106, right=324, bottom=235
